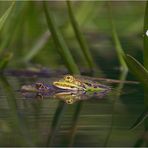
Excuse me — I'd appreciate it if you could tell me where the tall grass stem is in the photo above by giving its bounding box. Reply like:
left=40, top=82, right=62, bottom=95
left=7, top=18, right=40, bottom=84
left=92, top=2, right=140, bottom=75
left=107, top=2, right=128, bottom=71
left=43, top=1, right=80, bottom=74
left=144, top=1, right=148, bottom=70
left=66, top=1, right=96, bottom=71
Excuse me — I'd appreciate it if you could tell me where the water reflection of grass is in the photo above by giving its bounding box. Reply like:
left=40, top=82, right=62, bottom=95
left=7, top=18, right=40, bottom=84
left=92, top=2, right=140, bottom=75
left=0, top=76, right=35, bottom=146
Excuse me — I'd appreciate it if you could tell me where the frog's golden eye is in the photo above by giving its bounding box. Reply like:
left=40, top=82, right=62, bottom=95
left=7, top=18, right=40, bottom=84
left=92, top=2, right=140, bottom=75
left=64, top=75, right=74, bottom=82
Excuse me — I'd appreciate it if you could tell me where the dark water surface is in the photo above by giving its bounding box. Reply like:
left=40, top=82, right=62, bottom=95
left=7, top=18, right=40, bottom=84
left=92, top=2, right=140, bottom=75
left=0, top=71, right=145, bottom=147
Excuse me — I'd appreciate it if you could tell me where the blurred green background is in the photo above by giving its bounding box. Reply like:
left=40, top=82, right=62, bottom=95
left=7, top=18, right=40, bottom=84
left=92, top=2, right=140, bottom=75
left=0, top=1, right=145, bottom=71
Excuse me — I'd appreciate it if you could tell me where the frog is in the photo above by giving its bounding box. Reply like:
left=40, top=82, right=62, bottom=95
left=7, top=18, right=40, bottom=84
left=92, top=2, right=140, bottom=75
left=53, top=75, right=110, bottom=92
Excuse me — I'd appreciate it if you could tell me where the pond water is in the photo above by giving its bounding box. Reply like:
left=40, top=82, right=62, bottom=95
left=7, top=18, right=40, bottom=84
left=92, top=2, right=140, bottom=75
left=0, top=70, right=145, bottom=147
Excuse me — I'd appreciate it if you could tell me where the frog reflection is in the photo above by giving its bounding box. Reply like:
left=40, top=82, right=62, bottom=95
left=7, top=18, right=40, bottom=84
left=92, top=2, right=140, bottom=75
left=53, top=91, right=85, bottom=104
left=21, top=90, right=85, bottom=104
left=21, top=88, right=110, bottom=104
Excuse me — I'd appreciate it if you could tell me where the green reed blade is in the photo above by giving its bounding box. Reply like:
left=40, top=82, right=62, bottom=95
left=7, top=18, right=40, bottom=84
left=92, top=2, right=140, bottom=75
left=129, top=108, right=148, bottom=130
left=124, top=54, right=148, bottom=89
left=144, top=1, right=148, bottom=70
left=0, top=1, right=15, bottom=53
left=0, top=52, right=13, bottom=71
left=0, top=1, right=25, bottom=51
left=134, top=119, right=148, bottom=147
left=124, top=54, right=148, bottom=106
left=66, top=1, right=95, bottom=71
left=65, top=1, right=96, bottom=36
left=23, top=31, right=50, bottom=62
left=104, top=70, right=128, bottom=146
left=143, top=2, right=148, bottom=137
left=46, top=101, right=67, bottom=146
left=107, top=2, right=127, bottom=70
left=68, top=102, right=83, bottom=146
left=43, top=1, right=80, bottom=74
left=0, top=1, right=15, bottom=32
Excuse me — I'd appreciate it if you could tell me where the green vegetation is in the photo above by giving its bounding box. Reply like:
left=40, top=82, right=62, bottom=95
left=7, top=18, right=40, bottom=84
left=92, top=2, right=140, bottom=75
left=0, top=1, right=147, bottom=147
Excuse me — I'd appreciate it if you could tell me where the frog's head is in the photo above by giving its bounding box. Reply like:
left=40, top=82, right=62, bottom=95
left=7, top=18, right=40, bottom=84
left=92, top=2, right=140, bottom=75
left=53, top=75, right=83, bottom=91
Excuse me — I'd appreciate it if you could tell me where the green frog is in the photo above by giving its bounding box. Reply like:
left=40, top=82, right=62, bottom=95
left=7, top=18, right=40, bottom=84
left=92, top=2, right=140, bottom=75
left=53, top=75, right=110, bottom=92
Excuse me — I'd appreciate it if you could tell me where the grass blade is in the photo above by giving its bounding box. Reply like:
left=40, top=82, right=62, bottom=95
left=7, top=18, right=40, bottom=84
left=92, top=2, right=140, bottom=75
left=0, top=52, right=13, bottom=71
left=46, top=101, right=67, bottom=146
left=0, top=2, right=26, bottom=51
left=0, top=1, right=15, bottom=32
left=66, top=1, right=96, bottom=71
left=104, top=70, right=128, bottom=146
left=107, top=2, right=127, bottom=70
left=124, top=54, right=148, bottom=89
left=68, top=102, right=83, bottom=146
left=23, top=31, right=50, bottom=62
left=124, top=54, right=148, bottom=106
left=65, top=1, right=96, bottom=36
left=129, top=108, right=148, bottom=130
left=43, top=1, right=80, bottom=74
left=144, top=1, right=148, bottom=70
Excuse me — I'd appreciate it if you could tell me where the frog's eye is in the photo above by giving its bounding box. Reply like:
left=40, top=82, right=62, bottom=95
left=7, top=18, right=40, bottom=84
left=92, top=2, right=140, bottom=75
left=36, top=83, right=43, bottom=89
left=64, top=75, right=74, bottom=82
